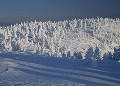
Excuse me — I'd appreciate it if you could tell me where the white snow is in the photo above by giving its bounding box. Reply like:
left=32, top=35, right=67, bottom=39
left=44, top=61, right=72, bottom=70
left=0, top=18, right=120, bottom=86
left=0, top=54, right=120, bottom=86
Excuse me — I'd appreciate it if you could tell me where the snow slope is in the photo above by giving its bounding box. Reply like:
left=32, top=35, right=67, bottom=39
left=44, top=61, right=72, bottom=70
left=0, top=53, right=120, bottom=86
left=0, top=18, right=120, bottom=86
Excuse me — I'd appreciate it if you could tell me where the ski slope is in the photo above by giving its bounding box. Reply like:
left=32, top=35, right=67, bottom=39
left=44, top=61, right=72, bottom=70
left=0, top=53, right=120, bottom=86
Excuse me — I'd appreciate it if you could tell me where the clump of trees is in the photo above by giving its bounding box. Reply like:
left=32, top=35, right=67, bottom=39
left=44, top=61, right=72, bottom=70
left=0, top=18, right=120, bottom=61
left=103, top=47, right=120, bottom=61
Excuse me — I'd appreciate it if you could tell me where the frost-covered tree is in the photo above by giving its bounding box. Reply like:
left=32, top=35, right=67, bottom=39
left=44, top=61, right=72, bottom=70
left=0, top=18, right=120, bottom=60
left=94, top=46, right=101, bottom=60
left=103, top=52, right=113, bottom=60
left=73, top=52, right=83, bottom=59
left=62, top=53, right=67, bottom=58
left=67, top=51, right=71, bottom=58
left=113, top=48, right=120, bottom=60
left=85, top=47, right=96, bottom=65
left=49, top=38, right=55, bottom=55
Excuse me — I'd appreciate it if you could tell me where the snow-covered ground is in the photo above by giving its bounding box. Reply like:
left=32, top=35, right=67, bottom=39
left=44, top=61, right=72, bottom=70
left=0, top=53, right=120, bottom=86
left=0, top=18, right=120, bottom=86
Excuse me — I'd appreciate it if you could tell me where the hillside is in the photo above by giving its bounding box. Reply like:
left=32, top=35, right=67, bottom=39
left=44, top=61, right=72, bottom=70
left=0, top=18, right=120, bottom=86
left=0, top=18, right=120, bottom=60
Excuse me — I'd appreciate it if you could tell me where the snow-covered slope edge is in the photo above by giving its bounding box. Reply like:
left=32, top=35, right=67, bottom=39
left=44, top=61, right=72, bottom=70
left=0, top=18, right=120, bottom=60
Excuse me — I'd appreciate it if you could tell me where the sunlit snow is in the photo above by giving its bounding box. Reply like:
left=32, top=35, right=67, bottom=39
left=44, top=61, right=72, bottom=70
left=0, top=18, right=120, bottom=86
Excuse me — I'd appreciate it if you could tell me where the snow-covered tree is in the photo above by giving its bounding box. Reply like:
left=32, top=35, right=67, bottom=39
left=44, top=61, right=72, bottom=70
left=73, top=52, right=83, bottom=59
left=113, top=48, right=120, bottom=60
left=67, top=51, right=71, bottom=58
left=85, top=47, right=96, bottom=65
left=103, top=52, right=113, bottom=60
left=94, top=46, right=101, bottom=60
left=0, top=18, right=120, bottom=60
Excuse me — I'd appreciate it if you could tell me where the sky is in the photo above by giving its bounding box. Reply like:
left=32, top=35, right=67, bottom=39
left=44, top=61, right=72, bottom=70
left=0, top=0, right=120, bottom=25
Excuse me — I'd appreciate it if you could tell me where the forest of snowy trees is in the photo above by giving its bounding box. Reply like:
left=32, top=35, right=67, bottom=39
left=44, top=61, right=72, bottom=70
left=0, top=18, right=120, bottom=61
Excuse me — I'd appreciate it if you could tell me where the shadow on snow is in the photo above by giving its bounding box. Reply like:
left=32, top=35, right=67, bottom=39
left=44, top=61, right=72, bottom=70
left=0, top=53, right=120, bottom=86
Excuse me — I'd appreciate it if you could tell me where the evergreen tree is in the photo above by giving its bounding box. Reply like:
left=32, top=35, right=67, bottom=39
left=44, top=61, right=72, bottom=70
left=94, top=46, right=101, bottom=60
left=67, top=51, right=71, bottom=58
left=113, top=48, right=120, bottom=60
left=103, top=52, right=113, bottom=60
left=85, top=47, right=96, bottom=65
left=74, top=52, right=83, bottom=59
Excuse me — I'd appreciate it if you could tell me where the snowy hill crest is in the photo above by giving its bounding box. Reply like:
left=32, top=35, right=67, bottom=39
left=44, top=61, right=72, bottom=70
left=0, top=18, right=120, bottom=60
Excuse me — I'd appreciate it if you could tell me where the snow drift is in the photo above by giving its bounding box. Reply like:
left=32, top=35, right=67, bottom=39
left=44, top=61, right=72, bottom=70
left=0, top=18, right=120, bottom=60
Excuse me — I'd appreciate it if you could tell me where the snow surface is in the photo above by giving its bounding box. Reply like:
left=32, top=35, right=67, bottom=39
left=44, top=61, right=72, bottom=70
left=0, top=53, right=120, bottom=86
left=0, top=18, right=120, bottom=86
